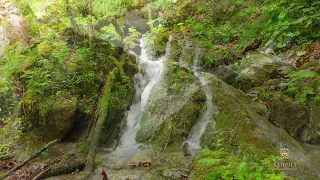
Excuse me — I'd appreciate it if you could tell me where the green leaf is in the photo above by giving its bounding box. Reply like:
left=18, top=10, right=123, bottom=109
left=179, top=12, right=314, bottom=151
left=297, top=51, right=307, bottom=57
left=279, top=83, right=288, bottom=88
left=311, top=30, right=320, bottom=38
left=292, top=16, right=308, bottom=24
left=289, top=70, right=318, bottom=79
left=303, top=87, right=315, bottom=95
left=277, top=42, right=287, bottom=48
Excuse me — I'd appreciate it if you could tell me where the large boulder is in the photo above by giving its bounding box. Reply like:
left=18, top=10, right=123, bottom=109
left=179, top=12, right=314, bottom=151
left=136, top=63, right=206, bottom=146
left=267, top=93, right=310, bottom=138
left=46, top=97, right=77, bottom=141
left=123, top=9, right=150, bottom=35
left=135, top=66, right=320, bottom=179
left=200, top=73, right=320, bottom=179
left=214, top=65, right=238, bottom=84
left=235, top=51, right=293, bottom=91
left=24, top=91, right=77, bottom=141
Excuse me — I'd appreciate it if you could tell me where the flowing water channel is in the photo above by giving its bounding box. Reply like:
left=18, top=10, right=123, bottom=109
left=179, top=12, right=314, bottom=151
left=186, top=48, right=215, bottom=151
left=89, top=36, right=172, bottom=179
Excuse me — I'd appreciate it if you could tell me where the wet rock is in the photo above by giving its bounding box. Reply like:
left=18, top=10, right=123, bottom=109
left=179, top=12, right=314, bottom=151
left=301, top=100, right=320, bottom=144
left=183, top=141, right=191, bottom=157
left=200, top=73, right=320, bottom=179
left=136, top=63, right=206, bottom=146
left=268, top=93, right=310, bottom=138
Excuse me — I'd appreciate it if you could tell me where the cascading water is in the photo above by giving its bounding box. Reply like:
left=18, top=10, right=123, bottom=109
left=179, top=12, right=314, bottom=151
left=109, top=37, right=170, bottom=158
left=186, top=48, right=215, bottom=151
left=93, top=36, right=172, bottom=178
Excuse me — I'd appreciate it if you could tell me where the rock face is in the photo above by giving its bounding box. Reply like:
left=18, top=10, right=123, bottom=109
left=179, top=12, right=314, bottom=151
left=24, top=92, right=77, bottom=141
left=214, top=65, right=238, bottom=84
left=136, top=63, right=206, bottom=147
left=266, top=93, right=310, bottom=138
left=45, top=97, right=77, bottom=141
left=301, top=100, right=320, bottom=144
left=137, top=67, right=320, bottom=179
left=235, top=51, right=294, bottom=91
left=0, top=0, right=28, bottom=55
left=123, top=10, right=150, bottom=35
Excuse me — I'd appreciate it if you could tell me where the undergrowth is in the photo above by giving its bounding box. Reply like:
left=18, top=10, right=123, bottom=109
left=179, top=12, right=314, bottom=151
left=190, top=149, right=287, bottom=180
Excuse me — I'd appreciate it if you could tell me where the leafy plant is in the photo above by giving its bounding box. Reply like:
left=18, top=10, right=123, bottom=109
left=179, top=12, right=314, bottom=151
left=280, top=69, right=318, bottom=103
left=168, top=69, right=191, bottom=93
left=190, top=149, right=287, bottom=180
left=205, top=56, right=215, bottom=66
left=0, top=144, right=11, bottom=159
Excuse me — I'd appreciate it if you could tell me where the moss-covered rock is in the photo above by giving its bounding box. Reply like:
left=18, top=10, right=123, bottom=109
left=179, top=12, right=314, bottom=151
left=268, top=93, right=309, bottom=138
left=214, top=65, right=238, bottom=85
left=168, top=35, right=183, bottom=62
left=136, top=62, right=206, bottom=147
left=202, top=73, right=276, bottom=155
left=24, top=91, right=77, bottom=141
left=301, top=100, right=320, bottom=144
left=100, top=57, right=138, bottom=144
left=197, top=73, right=319, bottom=179
left=235, top=51, right=293, bottom=91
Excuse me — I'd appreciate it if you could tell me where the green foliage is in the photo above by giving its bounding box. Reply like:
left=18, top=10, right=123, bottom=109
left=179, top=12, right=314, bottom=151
left=123, top=27, right=141, bottom=49
left=191, top=149, right=287, bottom=180
left=205, top=56, right=215, bottom=66
left=168, top=67, right=192, bottom=93
left=146, top=24, right=169, bottom=56
left=261, top=1, right=320, bottom=47
left=100, top=24, right=122, bottom=42
left=13, top=116, right=31, bottom=136
left=280, top=69, right=319, bottom=103
left=0, top=144, right=11, bottom=159
left=150, top=0, right=319, bottom=59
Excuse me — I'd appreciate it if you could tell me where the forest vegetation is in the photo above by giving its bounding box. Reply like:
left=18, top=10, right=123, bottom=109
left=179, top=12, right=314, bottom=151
left=0, top=0, right=319, bottom=179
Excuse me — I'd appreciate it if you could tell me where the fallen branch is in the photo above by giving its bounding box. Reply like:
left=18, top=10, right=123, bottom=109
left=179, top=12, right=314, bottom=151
left=34, top=158, right=85, bottom=179
left=32, top=165, right=53, bottom=180
left=0, top=139, right=59, bottom=180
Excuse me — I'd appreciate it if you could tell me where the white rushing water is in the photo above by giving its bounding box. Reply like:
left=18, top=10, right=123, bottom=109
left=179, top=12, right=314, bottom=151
left=186, top=48, right=214, bottom=150
left=108, top=36, right=172, bottom=158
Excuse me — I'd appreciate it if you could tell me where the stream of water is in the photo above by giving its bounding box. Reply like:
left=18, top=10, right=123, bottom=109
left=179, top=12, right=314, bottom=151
left=186, top=48, right=214, bottom=151
left=109, top=37, right=165, bottom=158
left=88, top=36, right=172, bottom=179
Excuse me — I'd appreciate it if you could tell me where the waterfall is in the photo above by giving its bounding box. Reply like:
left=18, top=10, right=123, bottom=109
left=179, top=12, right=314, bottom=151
left=108, top=36, right=172, bottom=158
left=186, top=48, right=214, bottom=151
left=179, top=35, right=190, bottom=63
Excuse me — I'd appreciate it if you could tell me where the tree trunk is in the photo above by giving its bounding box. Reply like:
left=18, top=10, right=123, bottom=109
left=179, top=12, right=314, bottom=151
left=84, top=68, right=117, bottom=175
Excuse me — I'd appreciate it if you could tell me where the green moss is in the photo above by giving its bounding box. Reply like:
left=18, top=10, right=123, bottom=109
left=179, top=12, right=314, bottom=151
left=183, top=47, right=195, bottom=67
left=152, top=88, right=206, bottom=148
left=99, top=55, right=138, bottom=144
left=167, top=64, right=193, bottom=94
left=168, top=37, right=183, bottom=62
